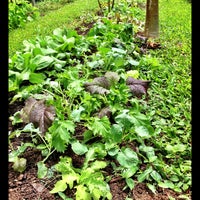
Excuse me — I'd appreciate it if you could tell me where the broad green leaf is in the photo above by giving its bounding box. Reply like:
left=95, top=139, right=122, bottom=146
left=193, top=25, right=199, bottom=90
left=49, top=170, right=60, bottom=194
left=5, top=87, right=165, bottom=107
left=150, top=170, right=162, bottom=182
left=137, top=166, right=153, bottom=182
left=53, top=28, right=63, bottom=37
left=117, top=148, right=139, bottom=168
left=70, top=106, right=85, bottom=122
left=128, top=59, right=139, bottom=66
left=31, top=55, right=54, bottom=70
left=62, top=173, right=80, bottom=189
left=147, top=183, right=157, bottom=194
left=88, top=117, right=110, bottom=137
left=158, top=180, right=175, bottom=189
left=22, top=123, right=40, bottom=133
left=50, top=180, right=67, bottom=193
left=90, top=160, right=107, bottom=171
left=139, top=145, right=157, bottom=162
left=67, top=80, right=84, bottom=94
left=121, top=166, right=138, bottom=178
left=9, top=111, right=23, bottom=125
left=59, top=37, right=75, bottom=51
left=115, top=110, right=135, bottom=128
left=29, top=72, right=46, bottom=84
left=87, top=60, right=104, bottom=69
left=135, top=125, right=150, bottom=138
left=71, top=141, right=88, bottom=155
left=84, top=147, right=96, bottom=165
left=37, top=161, right=48, bottom=178
left=41, top=48, right=57, bottom=55
left=9, top=142, right=35, bottom=162
left=182, top=183, right=189, bottom=191
left=33, top=47, right=43, bottom=56
left=63, top=120, right=75, bottom=133
left=112, top=47, right=126, bottom=54
left=52, top=133, right=67, bottom=152
left=170, top=175, right=179, bottom=182
left=165, top=144, right=186, bottom=153
left=12, top=157, right=27, bottom=173
left=110, top=124, right=123, bottom=143
left=19, top=71, right=30, bottom=81
left=58, top=192, right=73, bottom=200
left=108, top=147, right=119, bottom=156
left=75, top=185, right=91, bottom=200
left=125, top=178, right=135, bottom=190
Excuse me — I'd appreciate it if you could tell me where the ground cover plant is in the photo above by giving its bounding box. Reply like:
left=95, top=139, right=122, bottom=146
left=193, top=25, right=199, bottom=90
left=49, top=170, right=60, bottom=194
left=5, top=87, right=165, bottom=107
left=9, top=0, right=191, bottom=199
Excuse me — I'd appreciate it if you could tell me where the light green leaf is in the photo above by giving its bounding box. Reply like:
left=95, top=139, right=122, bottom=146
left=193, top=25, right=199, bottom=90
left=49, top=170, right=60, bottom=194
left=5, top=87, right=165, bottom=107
left=115, top=110, right=135, bottom=128
left=125, top=178, right=135, bottom=190
left=32, top=55, right=54, bottom=70
left=126, top=70, right=139, bottom=79
left=75, top=185, right=91, bottom=200
left=147, top=183, right=157, bottom=194
left=110, top=124, right=123, bottom=143
left=70, top=106, right=85, bottom=122
left=12, top=157, right=27, bottom=173
left=52, top=133, right=67, bottom=152
left=71, top=141, right=88, bottom=155
left=50, top=180, right=67, bottom=193
left=37, top=161, right=48, bottom=178
left=117, top=148, right=139, bottom=168
left=63, top=120, right=75, bottom=133
left=137, top=166, right=153, bottom=182
left=90, top=160, right=107, bottom=171
left=170, top=175, right=179, bottom=182
left=135, top=125, right=150, bottom=138
left=158, top=180, right=175, bottom=189
left=88, top=117, right=110, bottom=137
left=121, top=166, right=138, bottom=178
left=58, top=192, right=73, bottom=200
left=62, top=173, right=79, bottom=189
left=29, top=72, right=46, bottom=84
left=165, top=144, right=186, bottom=153
left=112, top=47, right=126, bottom=54
left=150, top=170, right=162, bottom=182
left=128, top=59, right=139, bottom=66
left=108, top=147, right=119, bottom=156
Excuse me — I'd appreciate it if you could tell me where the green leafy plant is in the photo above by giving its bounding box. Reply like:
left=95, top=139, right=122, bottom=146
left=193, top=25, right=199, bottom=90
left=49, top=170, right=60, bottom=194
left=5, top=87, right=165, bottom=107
left=9, top=0, right=40, bottom=31
left=8, top=0, right=191, bottom=198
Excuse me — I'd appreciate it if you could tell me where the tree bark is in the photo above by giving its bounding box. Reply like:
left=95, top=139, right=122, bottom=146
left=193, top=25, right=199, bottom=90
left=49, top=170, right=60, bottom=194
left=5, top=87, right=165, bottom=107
left=144, top=0, right=159, bottom=38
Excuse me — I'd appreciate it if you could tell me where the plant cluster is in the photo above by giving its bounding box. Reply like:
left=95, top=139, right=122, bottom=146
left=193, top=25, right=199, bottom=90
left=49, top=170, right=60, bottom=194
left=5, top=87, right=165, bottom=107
left=9, top=0, right=40, bottom=31
left=9, top=1, right=191, bottom=199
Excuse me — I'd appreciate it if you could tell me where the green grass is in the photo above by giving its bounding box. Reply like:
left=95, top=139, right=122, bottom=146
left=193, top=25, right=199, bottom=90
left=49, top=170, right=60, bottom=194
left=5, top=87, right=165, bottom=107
left=9, top=0, right=99, bottom=57
left=146, top=0, right=191, bottom=136
left=142, top=0, right=191, bottom=186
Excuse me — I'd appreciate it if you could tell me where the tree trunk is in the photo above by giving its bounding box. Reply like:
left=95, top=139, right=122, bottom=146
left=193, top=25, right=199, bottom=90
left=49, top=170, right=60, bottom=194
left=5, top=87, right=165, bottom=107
left=144, top=0, right=159, bottom=38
